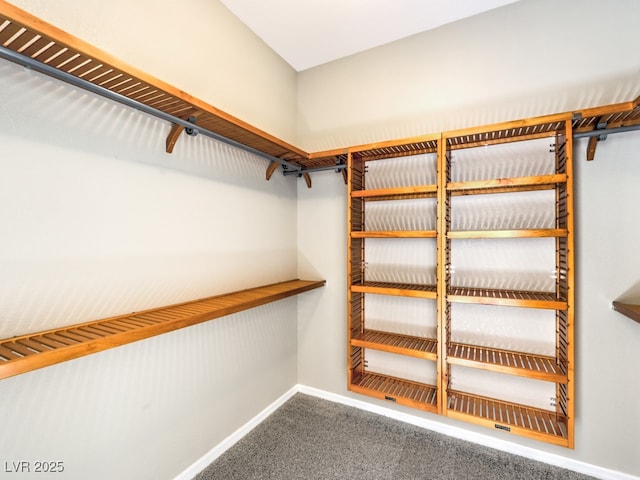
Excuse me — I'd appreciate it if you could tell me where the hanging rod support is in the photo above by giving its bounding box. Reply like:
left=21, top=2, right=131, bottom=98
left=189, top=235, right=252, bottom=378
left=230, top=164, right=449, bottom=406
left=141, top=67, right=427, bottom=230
left=282, top=163, right=347, bottom=176
left=0, top=45, right=302, bottom=172
left=574, top=124, right=640, bottom=139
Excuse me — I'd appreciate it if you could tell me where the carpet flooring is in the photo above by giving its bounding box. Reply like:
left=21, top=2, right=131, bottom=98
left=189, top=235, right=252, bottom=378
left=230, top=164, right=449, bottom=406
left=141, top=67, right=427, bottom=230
left=195, top=393, right=594, bottom=480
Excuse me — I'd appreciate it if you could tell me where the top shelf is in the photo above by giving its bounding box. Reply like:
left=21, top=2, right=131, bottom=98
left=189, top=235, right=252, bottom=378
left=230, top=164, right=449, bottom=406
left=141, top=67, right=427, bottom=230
left=0, top=1, right=638, bottom=176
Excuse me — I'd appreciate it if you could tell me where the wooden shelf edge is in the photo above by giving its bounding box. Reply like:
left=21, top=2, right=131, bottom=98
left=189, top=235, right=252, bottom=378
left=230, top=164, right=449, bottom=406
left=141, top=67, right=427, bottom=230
left=0, top=279, right=325, bottom=381
left=447, top=342, right=567, bottom=383
left=351, top=230, right=437, bottom=238
left=612, top=301, right=640, bottom=324
left=352, top=185, right=437, bottom=198
left=447, top=174, right=568, bottom=194
left=351, top=283, right=437, bottom=299
left=448, top=229, right=567, bottom=239
left=447, top=289, right=566, bottom=310
left=351, top=330, right=438, bottom=360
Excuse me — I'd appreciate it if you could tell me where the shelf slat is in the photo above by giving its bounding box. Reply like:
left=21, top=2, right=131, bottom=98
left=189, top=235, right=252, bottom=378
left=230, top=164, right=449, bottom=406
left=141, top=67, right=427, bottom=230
left=447, top=174, right=567, bottom=195
left=351, top=230, right=437, bottom=238
left=0, top=279, right=325, bottom=380
left=352, top=330, right=437, bottom=360
left=447, top=390, right=569, bottom=446
left=350, top=371, right=438, bottom=413
left=448, top=229, right=568, bottom=239
left=447, top=342, right=567, bottom=383
left=612, top=302, right=640, bottom=324
left=448, top=287, right=566, bottom=309
left=351, top=185, right=437, bottom=199
left=351, top=282, right=437, bottom=299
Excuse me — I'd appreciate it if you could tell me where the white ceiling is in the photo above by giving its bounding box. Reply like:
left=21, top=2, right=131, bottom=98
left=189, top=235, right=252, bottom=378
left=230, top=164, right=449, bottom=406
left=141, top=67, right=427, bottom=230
left=219, top=0, right=520, bottom=71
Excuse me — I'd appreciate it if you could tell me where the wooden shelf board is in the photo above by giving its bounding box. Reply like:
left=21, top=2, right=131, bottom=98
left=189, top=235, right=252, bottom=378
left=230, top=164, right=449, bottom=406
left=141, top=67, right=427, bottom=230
left=350, top=371, right=438, bottom=413
left=447, top=390, right=569, bottom=447
left=447, top=174, right=567, bottom=195
left=351, top=230, right=437, bottom=239
left=352, top=282, right=437, bottom=299
left=0, top=2, right=310, bottom=167
left=448, top=229, right=568, bottom=239
left=448, top=287, right=566, bottom=309
left=612, top=302, right=640, bottom=324
left=352, top=329, right=437, bottom=360
left=447, top=342, right=567, bottom=383
left=351, top=185, right=437, bottom=199
left=0, top=279, right=325, bottom=380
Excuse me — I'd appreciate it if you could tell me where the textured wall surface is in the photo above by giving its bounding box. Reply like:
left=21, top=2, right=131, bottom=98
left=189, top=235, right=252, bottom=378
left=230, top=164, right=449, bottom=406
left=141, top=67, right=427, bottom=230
left=0, top=57, right=304, bottom=479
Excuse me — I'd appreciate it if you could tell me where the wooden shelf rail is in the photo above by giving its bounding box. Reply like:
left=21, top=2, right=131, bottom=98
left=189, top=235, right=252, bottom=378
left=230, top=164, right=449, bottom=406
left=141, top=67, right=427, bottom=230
left=0, top=279, right=325, bottom=381
left=612, top=301, right=640, bottom=324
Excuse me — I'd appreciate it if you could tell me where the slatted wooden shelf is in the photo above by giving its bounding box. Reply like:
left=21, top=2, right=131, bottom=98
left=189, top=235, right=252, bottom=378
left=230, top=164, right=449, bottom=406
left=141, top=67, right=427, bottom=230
left=447, top=342, right=567, bottom=383
left=350, top=371, right=438, bottom=412
left=351, top=330, right=437, bottom=360
left=612, top=302, right=640, bottom=324
left=0, top=279, right=325, bottom=380
left=447, top=229, right=568, bottom=239
left=351, top=230, right=437, bottom=238
left=447, top=287, right=567, bottom=309
left=351, top=282, right=437, bottom=299
left=351, top=185, right=438, bottom=200
left=0, top=1, right=312, bottom=169
left=447, top=174, right=568, bottom=196
left=447, top=390, right=569, bottom=446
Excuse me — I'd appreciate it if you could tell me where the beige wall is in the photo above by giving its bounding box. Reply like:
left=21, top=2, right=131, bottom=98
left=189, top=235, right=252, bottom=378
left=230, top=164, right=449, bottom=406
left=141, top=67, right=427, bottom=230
left=8, top=0, right=298, bottom=144
left=297, top=0, right=640, bottom=151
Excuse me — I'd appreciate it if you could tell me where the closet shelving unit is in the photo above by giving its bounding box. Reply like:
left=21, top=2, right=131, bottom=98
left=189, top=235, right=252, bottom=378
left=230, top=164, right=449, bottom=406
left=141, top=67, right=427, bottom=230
left=347, top=134, right=442, bottom=413
left=440, top=115, right=574, bottom=447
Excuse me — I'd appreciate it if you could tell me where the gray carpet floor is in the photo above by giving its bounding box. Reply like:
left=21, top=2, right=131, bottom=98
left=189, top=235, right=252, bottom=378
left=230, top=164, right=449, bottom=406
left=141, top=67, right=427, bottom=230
left=195, top=393, right=594, bottom=480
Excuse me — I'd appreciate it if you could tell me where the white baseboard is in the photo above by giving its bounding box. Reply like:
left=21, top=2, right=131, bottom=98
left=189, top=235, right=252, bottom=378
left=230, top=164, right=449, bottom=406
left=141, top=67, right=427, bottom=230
left=175, top=385, right=298, bottom=480
left=177, top=384, right=639, bottom=480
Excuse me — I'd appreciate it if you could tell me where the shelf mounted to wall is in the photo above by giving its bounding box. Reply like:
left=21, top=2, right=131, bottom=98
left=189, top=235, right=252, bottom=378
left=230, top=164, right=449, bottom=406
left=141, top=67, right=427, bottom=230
left=612, top=302, right=640, bottom=324
left=0, top=279, right=325, bottom=381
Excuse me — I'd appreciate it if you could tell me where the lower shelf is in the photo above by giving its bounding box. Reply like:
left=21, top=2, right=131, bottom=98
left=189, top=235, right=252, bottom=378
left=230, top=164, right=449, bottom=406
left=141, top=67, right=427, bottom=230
left=350, top=371, right=438, bottom=413
left=0, top=279, right=325, bottom=380
left=447, top=390, right=569, bottom=446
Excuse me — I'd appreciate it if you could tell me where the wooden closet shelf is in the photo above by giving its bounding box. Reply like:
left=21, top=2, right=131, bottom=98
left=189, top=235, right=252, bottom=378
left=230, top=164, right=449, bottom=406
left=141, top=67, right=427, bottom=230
left=350, top=371, right=438, bottom=412
left=447, top=174, right=568, bottom=196
left=612, top=302, right=640, bottom=324
left=447, top=390, right=569, bottom=446
left=0, top=2, right=316, bottom=170
left=351, top=230, right=437, bottom=239
left=448, top=287, right=566, bottom=309
left=352, top=282, right=437, bottom=299
left=448, top=229, right=568, bottom=239
left=352, top=329, right=437, bottom=360
left=351, top=185, right=437, bottom=199
left=448, top=342, right=567, bottom=383
left=0, top=279, right=325, bottom=381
